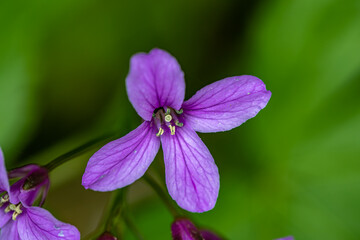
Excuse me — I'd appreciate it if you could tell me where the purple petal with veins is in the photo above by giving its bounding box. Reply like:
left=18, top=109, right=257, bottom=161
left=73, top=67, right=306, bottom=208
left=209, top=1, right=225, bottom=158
left=82, top=121, right=160, bottom=191
left=183, top=75, right=271, bottom=133
left=126, top=48, right=185, bottom=121
left=17, top=207, right=80, bottom=240
left=161, top=125, right=219, bottom=212
left=0, top=220, right=20, bottom=240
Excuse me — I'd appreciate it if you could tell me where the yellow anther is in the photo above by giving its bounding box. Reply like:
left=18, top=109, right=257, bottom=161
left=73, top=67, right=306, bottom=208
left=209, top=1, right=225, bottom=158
left=156, top=127, right=164, bottom=137
left=3, top=203, right=23, bottom=220
left=4, top=205, right=12, bottom=213
left=13, top=204, right=23, bottom=214
left=169, top=125, right=176, bottom=135
left=0, top=194, right=9, bottom=207
left=164, top=114, right=172, bottom=122
left=12, top=212, right=21, bottom=221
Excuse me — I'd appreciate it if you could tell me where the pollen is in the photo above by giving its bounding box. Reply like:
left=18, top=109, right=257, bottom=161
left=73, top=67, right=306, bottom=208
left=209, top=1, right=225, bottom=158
left=169, top=125, right=176, bottom=135
left=156, top=127, right=164, bottom=137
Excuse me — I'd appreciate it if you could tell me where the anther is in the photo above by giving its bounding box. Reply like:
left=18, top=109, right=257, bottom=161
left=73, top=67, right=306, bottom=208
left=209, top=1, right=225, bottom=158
left=0, top=194, right=9, bottom=207
left=156, top=127, right=164, bottom=137
left=11, top=204, right=22, bottom=221
left=169, top=125, right=176, bottom=135
left=175, top=120, right=183, bottom=127
left=175, top=109, right=183, bottom=114
left=4, top=205, right=12, bottom=213
left=12, top=211, right=21, bottom=221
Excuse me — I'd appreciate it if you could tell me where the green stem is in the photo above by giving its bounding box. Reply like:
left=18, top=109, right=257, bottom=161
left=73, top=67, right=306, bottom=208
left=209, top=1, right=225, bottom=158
left=105, top=189, right=145, bottom=240
left=105, top=189, right=126, bottom=234
left=143, top=174, right=180, bottom=217
left=44, top=134, right=114, bottom=172
left=123, top=212, right=145, bottom=240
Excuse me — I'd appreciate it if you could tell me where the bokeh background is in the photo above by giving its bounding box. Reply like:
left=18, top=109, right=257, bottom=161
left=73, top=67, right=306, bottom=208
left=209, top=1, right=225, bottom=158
left=1, top=0, right=360, bottom=239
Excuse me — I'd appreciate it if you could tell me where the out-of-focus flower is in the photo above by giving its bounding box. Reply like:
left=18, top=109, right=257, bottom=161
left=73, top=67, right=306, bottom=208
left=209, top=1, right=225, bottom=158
left=82, top=48, right=271, bottom=212
left=171, top=218, right=223, bottom=240
left=97, top=232, right=118, bottom=240
left=199, top=230, right=222, bottom=240
left=0, top=148, right=80, bottom=240
left=275, top=237, right=294, bottom=240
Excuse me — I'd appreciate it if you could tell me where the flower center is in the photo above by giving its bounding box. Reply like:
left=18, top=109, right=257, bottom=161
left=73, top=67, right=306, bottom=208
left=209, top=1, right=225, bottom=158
left=1, top=194, right=23, bottom=220
left=153, top=107, right=184, bottom=136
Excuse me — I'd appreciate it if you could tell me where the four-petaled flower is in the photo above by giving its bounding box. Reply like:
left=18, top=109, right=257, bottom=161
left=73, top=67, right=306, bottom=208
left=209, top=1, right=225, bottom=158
left=82, top=48, right=271, bottom=212
left=0, top=148, right=80, bottom=240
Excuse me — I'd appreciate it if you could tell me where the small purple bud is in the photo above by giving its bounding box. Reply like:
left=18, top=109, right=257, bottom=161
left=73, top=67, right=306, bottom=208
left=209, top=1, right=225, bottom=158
left=97, top=232, right=118, bottom=240
left=8, top=164, right=50, bottom=207
left=200, top=230, right=223, bottom=240
left=275, top=236, right=294, bottom=240
left=171, top=219, right=204, bottom=240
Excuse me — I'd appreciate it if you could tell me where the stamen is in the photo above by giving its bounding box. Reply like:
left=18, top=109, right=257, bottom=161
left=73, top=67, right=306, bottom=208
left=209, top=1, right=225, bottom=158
left=4, top=205, right=11, bottom=213
left=175, top=120, right=183, bottom=127
left=12, top=211, right=21, bottom=221
left=0, top=194, right=9, bottom=207
left=156, top=127, right=164, bottom=137
left=11, top=204, right=22, bottom=221
left=169, top=125, right=176, bottom=135
left=175, top=109, right=183, bottom=114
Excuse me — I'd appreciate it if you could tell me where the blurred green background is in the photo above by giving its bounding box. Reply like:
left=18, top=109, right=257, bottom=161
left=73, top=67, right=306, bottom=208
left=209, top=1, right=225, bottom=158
left=1, top=0, right=360, bottom=239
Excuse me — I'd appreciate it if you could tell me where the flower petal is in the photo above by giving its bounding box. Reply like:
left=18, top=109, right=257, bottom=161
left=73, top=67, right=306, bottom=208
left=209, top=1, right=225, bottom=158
left=82, top=121, right=160, bottom=191
left=182, top=75, right=271, bottom=133
left=161, top=125, right=219, bottom=212
left=126, top=48, right=186, bottom=121
left=7, top=164, right=41, bottom=179
left=0, top=148, right=9, bottom=193
left=0, top=221, right=20, bottom=240
left=0, top=206, right=11, bottom=228
left=17, top=207, right=80, bottom=240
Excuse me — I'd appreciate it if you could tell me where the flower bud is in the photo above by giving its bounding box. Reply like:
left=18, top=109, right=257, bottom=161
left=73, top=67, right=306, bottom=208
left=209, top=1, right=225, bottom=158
left=8, top=164, right=49, bottom=207
left=97, top=232, right=118, bottom=240
left=199, top=230, right=223, bottom=240
left=171, top=219, right=204, bottom=240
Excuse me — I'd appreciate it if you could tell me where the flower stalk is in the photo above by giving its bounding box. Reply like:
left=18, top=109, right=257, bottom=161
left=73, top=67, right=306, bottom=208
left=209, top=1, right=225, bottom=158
left=44, top=134, right=113, bottom=172
left=143, top=173, right=181, bottom=217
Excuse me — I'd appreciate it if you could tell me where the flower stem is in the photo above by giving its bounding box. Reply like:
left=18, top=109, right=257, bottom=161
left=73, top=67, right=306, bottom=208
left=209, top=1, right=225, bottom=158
left=123, top=212, right=145, bottom=240
left=104, top=189, right=125, bottom=238
left=44, top=134, right=114, bottom=172
left=105, top=189, right=145, bottom=240
left=143, top=173, right=181, bottom=217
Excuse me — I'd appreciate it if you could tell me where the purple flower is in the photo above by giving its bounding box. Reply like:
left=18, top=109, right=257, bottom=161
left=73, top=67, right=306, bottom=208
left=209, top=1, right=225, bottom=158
left=0, top=148, right=80, bottom=240
left=171, top=218, right=223, bottom=240
left=275, top=237, right=294, bottom=240
left=82, top=48, right=271, bottom=212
